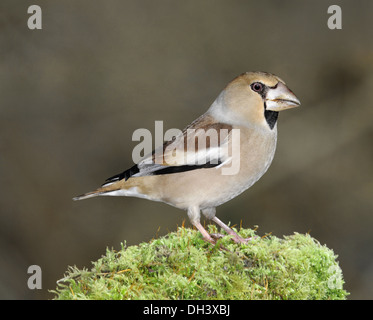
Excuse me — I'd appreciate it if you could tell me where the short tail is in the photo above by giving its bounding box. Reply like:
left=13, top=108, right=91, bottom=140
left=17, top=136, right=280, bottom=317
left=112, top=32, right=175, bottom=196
left=73, top=180, right=124, bottom=201
left=73, top=191, right=103, bottom=201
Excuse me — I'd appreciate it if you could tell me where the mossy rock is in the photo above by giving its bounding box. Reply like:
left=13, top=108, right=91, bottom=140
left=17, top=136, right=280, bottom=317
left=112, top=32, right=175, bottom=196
left=53, top=226, right=348, bottom=300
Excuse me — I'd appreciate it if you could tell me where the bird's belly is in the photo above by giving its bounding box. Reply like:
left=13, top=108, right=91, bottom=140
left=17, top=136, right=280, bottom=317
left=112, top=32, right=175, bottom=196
left=158, top=136, right=276, bottom=209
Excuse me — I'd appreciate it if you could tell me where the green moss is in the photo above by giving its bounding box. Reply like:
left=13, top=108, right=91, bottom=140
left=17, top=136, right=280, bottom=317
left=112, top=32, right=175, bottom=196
left=53, top=226, right=348, bottom=300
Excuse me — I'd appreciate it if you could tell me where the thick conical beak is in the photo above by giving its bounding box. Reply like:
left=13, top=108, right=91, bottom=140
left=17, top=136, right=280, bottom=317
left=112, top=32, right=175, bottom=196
left=265, top=82, right=301, bottom=111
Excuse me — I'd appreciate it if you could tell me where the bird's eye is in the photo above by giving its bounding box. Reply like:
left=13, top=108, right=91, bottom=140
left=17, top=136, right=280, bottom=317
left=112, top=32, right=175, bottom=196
left=251, top=82, right=264, bottom=93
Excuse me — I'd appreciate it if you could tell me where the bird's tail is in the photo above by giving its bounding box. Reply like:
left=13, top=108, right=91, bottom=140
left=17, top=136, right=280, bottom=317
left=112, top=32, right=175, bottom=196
left=73, top=180, right=131, bottom=201
left=73, top=190, right=103, bottom=201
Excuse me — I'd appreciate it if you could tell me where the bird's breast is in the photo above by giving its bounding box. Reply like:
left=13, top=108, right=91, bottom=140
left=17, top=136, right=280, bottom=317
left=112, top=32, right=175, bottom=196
left=206, top=125, right=277, bottom=207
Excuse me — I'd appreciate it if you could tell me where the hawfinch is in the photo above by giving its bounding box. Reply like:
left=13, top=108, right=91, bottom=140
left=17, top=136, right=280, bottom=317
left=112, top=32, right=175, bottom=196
left=74, top=72, right=300, bottom=244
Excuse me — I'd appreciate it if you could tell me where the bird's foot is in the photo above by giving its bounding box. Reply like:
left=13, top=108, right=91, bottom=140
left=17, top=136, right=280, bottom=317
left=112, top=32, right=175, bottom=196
left=204, top=233, right=232, bottom=251
left=203, top=236, right=217, bottom=245
left=231, top=235, right=258, bottom=244
left=210, top=233, right=225, bottom=241
left=230, top=236, right=247, bottom=244
left=211, top=232, right=257, bottom=245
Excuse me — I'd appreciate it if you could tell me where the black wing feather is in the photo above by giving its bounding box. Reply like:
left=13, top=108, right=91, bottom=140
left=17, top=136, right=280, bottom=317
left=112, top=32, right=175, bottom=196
left=104, top=161, right=221, bottom=185
left=104, top=163, right=140, bottom=184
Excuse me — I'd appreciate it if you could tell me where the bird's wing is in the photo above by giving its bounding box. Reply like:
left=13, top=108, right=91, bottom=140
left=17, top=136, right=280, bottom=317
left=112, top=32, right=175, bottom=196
left=103, top=115, right=233, bottom=185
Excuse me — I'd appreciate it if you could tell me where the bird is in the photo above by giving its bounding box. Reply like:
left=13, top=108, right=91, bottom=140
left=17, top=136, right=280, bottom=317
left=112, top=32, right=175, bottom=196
left=73, top=71, right=300, bottom=244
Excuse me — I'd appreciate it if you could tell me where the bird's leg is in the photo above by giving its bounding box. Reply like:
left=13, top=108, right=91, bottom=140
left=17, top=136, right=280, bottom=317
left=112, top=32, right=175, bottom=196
left=201, top=208, right=226, bottom=239
left=212, top=216, right=251, bottom=244
left=192, top=221, right=216, bottom=244
left=188, top=206, right=215, bottom=244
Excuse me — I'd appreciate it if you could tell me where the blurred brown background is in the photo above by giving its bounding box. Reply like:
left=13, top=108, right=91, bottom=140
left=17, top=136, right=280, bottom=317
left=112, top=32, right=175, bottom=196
left=1, top=0, right=372, bottom=299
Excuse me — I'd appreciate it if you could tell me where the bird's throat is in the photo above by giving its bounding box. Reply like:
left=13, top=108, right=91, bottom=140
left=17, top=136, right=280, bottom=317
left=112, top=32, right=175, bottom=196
left=264, top=110, right=278, bottom=130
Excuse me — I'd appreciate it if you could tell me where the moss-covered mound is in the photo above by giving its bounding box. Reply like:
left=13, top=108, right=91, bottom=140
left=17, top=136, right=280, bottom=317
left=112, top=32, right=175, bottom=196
left=53, top=226, right=348, bottom=300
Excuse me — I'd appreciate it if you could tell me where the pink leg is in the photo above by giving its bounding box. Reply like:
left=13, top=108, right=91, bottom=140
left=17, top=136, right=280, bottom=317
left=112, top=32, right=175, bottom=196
left=212, top=217, right=251, bottom=244
left=192, top=221, right=216, bottom=244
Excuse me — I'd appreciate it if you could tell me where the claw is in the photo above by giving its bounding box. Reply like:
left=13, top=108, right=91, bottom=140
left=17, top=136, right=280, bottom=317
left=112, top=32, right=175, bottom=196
left=210, top=233, right=225, bottom=240
left=231, top=235, right=258, bottom=244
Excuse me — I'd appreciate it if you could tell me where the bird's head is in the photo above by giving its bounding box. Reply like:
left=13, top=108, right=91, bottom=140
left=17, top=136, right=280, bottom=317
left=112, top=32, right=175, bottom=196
left=210, top=71, right=300, bottom=129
